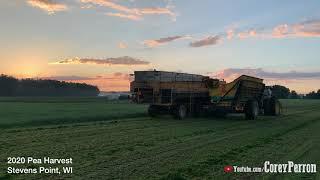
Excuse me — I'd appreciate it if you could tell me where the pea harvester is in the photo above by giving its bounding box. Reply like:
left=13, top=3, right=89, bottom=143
left=130, top=71, right=281, bottom=119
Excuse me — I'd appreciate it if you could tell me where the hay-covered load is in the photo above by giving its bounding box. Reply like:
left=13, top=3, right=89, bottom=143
left=130, top=71, right=212, bottom=104
left=133, top=71, right=206, bottom=82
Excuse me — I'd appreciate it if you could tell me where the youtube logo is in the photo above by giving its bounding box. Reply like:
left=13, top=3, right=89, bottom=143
left=224, top=165, right=233, bottom=173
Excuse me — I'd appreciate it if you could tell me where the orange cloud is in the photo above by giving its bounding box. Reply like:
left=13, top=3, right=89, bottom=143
left=106, top=12, right=141, bottom=21
left=81, top=0, right=134, bottom=13
left=81, top=0, right=175, bottom=21
left=27, top=0, right=68, bottom=14
left=189, top=36, right=221, bottom=47
left=272, top=24, right=290, bottom=38
left=271, top=20, right=320, bottom=38
left=139, top=7, right=175, bottom=16
left=288, top=20, right=320, bottom=37
left=177, top=19, right=320, bottom=48
left=50, top=56, right=150, bottom=65
left=226, top=29, right=234, bottom=40
left=236, top=20, right=320, bottom=39
left=65, top=73, right=131, bottom=92
left=217, top=19, right=320, bottom=44
left=118, top=41, right=128, bottom=49
left=237, top=29, right=257, bottom=39
left=143, top=35, right=188, bottom=47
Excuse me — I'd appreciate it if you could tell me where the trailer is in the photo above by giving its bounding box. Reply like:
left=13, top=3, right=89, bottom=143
left=130, top=70, right=281, bottom=119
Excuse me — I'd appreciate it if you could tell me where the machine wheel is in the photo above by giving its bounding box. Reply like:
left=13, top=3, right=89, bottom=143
left=174, top=104, right=188, bottom=120
left=148, top=105, right=158, bottom=117
left=245, top=99, right=259, bottom=120
left=264, top=97, right=281, bottom=116
left=270, top=98, right=281, bottom=116
left=263, top=98, right=271, bottom=115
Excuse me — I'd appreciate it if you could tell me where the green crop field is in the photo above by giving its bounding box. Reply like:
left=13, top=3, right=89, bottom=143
left=0, top=98, right=319, bottom=179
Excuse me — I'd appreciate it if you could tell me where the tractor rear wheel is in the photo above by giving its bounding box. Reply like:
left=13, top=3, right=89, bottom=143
left=264, top=97, right=281, bottom=116
left=263, top=98, right=271, bottom=115
left=245, top=99, right=259, bottom=120
left=270, top=98, right=281, bottom=116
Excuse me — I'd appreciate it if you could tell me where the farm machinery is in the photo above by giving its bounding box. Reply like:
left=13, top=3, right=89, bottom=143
left=130, top=71, right=281, bottom=119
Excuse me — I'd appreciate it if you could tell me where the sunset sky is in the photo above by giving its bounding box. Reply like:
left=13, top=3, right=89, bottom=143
left=1, top=0, right=320, bottom=93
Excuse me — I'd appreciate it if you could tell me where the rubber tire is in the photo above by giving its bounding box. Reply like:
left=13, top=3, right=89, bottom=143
left=148, top=105, right=158, bottom=117
left=270, top=98, right=281, bottom=116
left=174, top=104, right=187, bottom=120
left=264, top=98, right=281, bottom=116
left=245, top=99, right=259, bottom=120
left=263, top=98, right=270, bottom=115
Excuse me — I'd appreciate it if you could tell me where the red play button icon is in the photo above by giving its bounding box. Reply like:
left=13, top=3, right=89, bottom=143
left=224, top=165, right=233, bottom=173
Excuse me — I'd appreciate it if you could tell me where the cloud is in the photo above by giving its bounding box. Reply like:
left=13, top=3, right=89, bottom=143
left=272, top=24, right=290, bottom=38
left=42, top=73, right=132, bottom=91
left=118, top=41, right=128, bottom=49
left=143, top=35, right=188, bottom=47
left=81, top=0, right=134, bottom=13
left=42, top=76, right=94, bottom=81
left=106, top=12, right=141, bottom=21
left=189, top=19, right=320, bottom=48
left=273, top=19, right=320, bottom=38
left=226, top=19, right=320, bottom=40
left=237, top=29, right=257, bottom=39
left=81, top=4, right=93, bottom=9
left=45, top=73, right=130, bottom=81
left=189, top=36, right=221, bottom=47
left=139, top=7, right=175, bottom=16
left=226, top=29, right=234, bottom=40
left=27, top=0, right=68, bottom=14
left=209, top=68, right=320, bottom=81
left=50, top=56, right=150, bottom=65
left=113, top=72, right=123, bottom=77
left=80, top=0, right=175, bottom=21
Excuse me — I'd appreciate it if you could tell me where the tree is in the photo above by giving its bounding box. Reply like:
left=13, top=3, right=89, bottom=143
left=0, top=74, right=18, bottom=96
left=289, top=90, right=299, bottom=99
left=305, top=90, right=320, bottom=99
left=271, top=85, right=290, bottom=99
left=0, top=74, right=100, bottom=97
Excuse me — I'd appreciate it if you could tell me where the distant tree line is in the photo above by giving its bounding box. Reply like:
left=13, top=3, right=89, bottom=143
left=269, top=85, right=320, bottom=99
left=0, top=74, right=99, bottom=97
left=304, top=90, right=320, bottom=99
